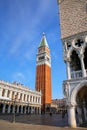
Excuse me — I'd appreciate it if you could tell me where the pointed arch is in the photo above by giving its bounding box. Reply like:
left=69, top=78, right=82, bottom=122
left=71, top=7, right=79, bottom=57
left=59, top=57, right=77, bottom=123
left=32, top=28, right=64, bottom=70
left=83, top=46, right=87, bottom=69
left=70, top=50, right=81, bottom=71
left=70, top=80, right=87, bottom=105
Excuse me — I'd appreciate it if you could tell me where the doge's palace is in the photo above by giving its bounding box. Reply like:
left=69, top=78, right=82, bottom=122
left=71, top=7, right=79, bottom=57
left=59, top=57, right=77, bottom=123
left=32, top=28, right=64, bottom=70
left=58, top=0, right=87, bottom=128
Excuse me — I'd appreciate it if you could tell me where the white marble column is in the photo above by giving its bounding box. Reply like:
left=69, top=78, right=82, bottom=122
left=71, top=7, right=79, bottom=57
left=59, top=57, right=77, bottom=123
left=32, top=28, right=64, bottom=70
left=36, top=107, right=38, bottom=114
left=24, top=106, right=26, bottom=114
left=39, top=107, right=41, bottom=114
left=12, top=105, right=15, bottom=113
left=31, top=107, right=33, bottom=114
left=28, top=106, right=29, bottom=113
left=2, top=104, right=6, bottom=113
left=68, top=106, right=76, bottom=128
left=8, top=105, right=11, bottom=113
left=17, top=106, right=19, bottom=113
left=21, top=106, right=23, bottom=114
left=83, top=106, right=87, bottom=121
left=80, top=54, right=86, bottom=77
left=66, top=61, right=71, bottom=79
left=77, top=107, right=83, bottom=125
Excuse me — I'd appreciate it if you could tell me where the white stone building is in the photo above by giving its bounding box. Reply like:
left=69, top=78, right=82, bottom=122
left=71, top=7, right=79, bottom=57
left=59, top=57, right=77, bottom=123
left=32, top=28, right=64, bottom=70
left=0, top=80, right=41, bottom=114
left=58, top=0, right=87, bottom=128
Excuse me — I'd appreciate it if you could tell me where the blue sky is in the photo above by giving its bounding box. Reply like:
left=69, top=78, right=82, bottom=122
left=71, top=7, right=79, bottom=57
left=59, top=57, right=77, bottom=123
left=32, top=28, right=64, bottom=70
left=0, top=0, right=66, bottom=99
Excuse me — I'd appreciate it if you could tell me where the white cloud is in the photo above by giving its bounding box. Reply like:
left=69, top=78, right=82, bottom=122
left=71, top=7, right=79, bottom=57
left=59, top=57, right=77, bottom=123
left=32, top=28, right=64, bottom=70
left=24, top=44, right=36, bottom=60
left=12, top=72, right=25, bottom=83
left=7, top=0, right=57, bottom=61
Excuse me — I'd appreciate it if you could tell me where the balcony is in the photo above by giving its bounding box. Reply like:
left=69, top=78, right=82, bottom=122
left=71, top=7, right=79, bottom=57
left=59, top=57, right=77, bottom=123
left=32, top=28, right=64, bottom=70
left=71, top=70, right=82, bottom=79
left=71, top=70, right=87, bottom=79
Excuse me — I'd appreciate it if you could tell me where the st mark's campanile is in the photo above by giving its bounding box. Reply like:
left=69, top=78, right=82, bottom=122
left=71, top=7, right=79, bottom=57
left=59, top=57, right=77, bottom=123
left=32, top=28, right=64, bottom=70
left=35, top=33, right=52, bottom=113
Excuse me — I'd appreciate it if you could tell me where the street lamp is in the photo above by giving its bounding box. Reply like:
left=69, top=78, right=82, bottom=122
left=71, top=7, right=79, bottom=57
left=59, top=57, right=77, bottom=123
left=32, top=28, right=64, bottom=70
left=12, top=95, right=17, bottom=123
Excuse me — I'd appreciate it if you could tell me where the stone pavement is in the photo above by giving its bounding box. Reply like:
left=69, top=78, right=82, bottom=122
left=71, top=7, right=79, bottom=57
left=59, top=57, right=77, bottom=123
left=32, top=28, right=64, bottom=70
left=0, top=114, right=86, bottom=130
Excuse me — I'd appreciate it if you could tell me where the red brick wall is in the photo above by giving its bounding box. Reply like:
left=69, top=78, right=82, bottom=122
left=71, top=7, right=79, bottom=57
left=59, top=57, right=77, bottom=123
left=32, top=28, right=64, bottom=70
left=35, top=64, right=52, bottom=110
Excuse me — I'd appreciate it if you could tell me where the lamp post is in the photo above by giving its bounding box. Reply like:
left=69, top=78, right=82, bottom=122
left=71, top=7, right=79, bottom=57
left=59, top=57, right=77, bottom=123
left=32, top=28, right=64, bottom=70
left=28, top=102, right=30, bottom=114
left=12, top=95, right=17, bottom=123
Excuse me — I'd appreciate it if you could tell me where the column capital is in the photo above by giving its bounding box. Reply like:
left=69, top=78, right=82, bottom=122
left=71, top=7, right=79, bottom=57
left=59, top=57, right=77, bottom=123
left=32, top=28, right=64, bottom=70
left=67, top=101, right=76, bottom=108
left=78, top=53, right=84, bottom=59
left=64, top=55, right=70, bottom=62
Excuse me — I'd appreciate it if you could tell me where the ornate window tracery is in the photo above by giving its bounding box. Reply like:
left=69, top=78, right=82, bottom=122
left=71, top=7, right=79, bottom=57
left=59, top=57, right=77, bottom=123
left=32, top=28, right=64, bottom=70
left=70, top=51, right=81, bottom=71
left=67, top=42, right=71, bottom=49
left=75, top=39, right=84, bottom=47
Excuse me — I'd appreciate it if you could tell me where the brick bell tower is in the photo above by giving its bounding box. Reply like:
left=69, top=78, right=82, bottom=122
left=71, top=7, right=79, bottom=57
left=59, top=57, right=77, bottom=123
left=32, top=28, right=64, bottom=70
left=35, top=33, right=52, bottom=113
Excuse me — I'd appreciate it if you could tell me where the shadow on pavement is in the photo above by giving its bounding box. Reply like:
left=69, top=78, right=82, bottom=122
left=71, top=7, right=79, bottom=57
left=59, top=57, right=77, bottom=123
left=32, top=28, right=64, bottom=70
left=0, top=114, right=68, bottom=127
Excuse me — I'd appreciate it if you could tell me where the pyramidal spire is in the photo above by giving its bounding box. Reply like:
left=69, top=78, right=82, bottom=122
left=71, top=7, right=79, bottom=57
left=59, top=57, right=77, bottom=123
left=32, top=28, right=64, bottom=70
left=39, top=33, right=49, bottom=48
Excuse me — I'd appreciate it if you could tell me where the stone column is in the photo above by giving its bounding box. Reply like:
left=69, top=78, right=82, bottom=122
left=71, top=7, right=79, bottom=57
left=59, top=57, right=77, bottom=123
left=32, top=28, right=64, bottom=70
left=28, top=106, right=29, bottom=113
left=66, top=60, right=71, bottom=79
left=2, top=104, right=6, bottom=113
left=33, top=107, right=35, bottom=114
left=8, top=105, right=11, bottom=113
left=68, top=105, right=76, bottom=128
left=21, top=106, right=23, bottom=114
left=83, top=106, right=87, bottom=121
left=24, top=106, right=26, bottom=114
left=12, top=105, right=15, bottom=113
left=80, top=54, right=86, bottom=77
left=39, top=107, right=41, bottom=114
left=17, top=106, right=19, bottom=113
left=77, top=107, right=83, bottom=125
left=36, top=107, right=38, bottom=114
left=31, top=107, right=33, bottom=114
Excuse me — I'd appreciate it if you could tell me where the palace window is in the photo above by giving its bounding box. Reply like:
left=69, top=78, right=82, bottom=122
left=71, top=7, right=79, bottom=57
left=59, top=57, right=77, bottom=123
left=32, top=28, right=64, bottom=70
left=67, top=42, right=71, bottom=50
left=2, top=89, right=5, bottom=97
left=33, top=96, right=35, bottom=102
left=27, top=95, right=29, bottom=101
left=24, top=94, right=26, bottom=101
left=20, top=93, right=22, bottom=100
left=7, top=90, right=10, bottom=98
left=12, top=91, right=15, bottom=99
left=47, top=57, right=50, bottom=61
left=30, top=96, right=32, bottom=102
left=75, top=39, right=84, bottom=47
